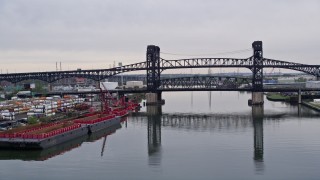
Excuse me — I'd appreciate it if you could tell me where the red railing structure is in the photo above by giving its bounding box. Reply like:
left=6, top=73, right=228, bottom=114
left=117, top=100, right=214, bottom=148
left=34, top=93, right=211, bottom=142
left=0, top=123, right=82, bottom=139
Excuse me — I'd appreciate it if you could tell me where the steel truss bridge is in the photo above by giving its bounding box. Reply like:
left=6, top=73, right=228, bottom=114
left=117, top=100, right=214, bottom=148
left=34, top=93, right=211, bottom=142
left=41, top=75, right=318, bottom=96
left=44, top=75, right=252, bottom=94
left=1, top=41, right=320, bottom=92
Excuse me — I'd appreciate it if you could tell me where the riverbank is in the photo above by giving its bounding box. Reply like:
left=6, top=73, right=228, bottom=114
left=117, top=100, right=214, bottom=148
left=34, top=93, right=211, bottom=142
left=301, top=101, right=320, bottom=112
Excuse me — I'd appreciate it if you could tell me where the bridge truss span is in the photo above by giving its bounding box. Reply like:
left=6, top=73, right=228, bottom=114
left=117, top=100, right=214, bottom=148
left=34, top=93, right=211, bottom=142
left=160, top=57, right=320, bottom=77
left=0, top=61, right=148, bottom=83
left=160, top=57, right=253, bottom=70
left=263, top=58, right=320, bottom=76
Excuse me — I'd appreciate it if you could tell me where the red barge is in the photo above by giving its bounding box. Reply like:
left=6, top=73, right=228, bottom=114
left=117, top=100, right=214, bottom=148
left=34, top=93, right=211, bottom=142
left=0, top=86, right=140, bottom=149
left=0, top=123, right=122, bottom=161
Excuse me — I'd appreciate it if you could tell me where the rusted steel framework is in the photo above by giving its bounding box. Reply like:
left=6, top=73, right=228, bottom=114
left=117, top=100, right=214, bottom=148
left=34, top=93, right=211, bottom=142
left=0, top=61, right=147, bottom=83
left=146, top=45, right=161, bottom=92
left=251, top=41, right=263, bottom=91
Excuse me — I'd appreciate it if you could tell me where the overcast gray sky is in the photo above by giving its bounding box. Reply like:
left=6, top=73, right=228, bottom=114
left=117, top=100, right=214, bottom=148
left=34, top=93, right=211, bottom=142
left=0, top=0, right=319, bottom=73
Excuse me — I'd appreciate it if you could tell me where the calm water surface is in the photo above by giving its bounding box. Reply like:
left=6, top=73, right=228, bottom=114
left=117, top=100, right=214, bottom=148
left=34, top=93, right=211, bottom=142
left=0, top=92, right=320, bottom=180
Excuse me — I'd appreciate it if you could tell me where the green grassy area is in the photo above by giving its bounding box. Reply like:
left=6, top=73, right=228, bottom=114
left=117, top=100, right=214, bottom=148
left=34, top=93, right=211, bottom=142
left=266, top=93, right=290, bottom=101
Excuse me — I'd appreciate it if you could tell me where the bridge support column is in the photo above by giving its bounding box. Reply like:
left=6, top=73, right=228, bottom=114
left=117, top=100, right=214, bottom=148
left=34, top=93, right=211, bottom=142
left=146, top=92, right=165, bottom=106
left=146, top=45, right=160, bottom=92
left=252, top=105, right=264, bottom=120
left=147, top=105, right=162, bottom=116
left=251, top=92, right=264, bottom=105
left=146, top=45, right=165, bottom=105
left=250, top=41, right=264, bottom=106
left=298, top=89, right=302, bottom=104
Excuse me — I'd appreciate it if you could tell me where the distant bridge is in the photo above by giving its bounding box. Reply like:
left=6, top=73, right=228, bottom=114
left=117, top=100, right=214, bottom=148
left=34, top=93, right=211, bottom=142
left=37, top=74, right=318, bottom=97
left=1, top=41, right=320, bottom=95
left=1, top=56, right=319, bottom=84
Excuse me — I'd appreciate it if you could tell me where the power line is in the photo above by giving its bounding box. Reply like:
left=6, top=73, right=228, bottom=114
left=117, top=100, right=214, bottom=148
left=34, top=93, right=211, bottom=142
left=160, top=48, right=251, bottom=57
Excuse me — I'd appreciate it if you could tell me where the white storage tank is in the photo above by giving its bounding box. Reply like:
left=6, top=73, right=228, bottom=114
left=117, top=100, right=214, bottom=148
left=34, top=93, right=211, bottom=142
left=313, top=99, right=320, bottom=103
left=125, top=81, right=144, bottom=89
left=100, top=82, right=118, bottom=90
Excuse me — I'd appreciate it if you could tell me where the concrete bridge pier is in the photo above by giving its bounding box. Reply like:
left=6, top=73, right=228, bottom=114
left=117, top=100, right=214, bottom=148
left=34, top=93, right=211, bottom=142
left=298, top=104, right=301, bottom=117
left=250, top=92, right=264, bottom=106
left=147, top=104, right=162, bottom=116
left=298, top=89, right=302, bottom=104
left=146, top=92, right=165, bottom=106
left=252, top=105, right=264, bottom=120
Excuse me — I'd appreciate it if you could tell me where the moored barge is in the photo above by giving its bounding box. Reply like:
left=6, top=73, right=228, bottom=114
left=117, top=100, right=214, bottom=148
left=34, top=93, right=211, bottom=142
left=0, top=122, right=88, bottom=149
left=0, top=111, right=126, bottom=149
left=0, top=123, right=121, bottom=161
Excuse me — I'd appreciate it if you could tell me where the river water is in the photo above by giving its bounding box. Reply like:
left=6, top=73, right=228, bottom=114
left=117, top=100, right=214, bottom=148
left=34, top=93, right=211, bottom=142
left=1, top=92, right=320, bottom=180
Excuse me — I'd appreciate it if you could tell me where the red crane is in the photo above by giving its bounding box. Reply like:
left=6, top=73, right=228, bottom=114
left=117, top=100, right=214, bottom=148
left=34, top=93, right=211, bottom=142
left=99, top=82, right=126, bottom=114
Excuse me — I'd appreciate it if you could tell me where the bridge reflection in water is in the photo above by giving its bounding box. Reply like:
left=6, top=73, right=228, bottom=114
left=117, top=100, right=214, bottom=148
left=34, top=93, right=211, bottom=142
left=147, top=106, right=162, bottom=166
left=252, top=106, right=264, bottom=173
left=0, top=105, right=313, bottom=164
left=137, top=105, right=313, bottom=171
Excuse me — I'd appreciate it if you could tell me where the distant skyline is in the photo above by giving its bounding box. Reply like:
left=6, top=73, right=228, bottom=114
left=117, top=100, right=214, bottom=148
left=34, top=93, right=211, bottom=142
left=0, top=0, right=319, bottom=73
